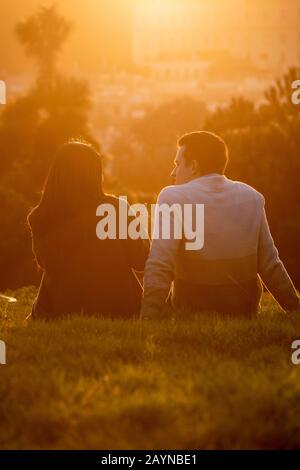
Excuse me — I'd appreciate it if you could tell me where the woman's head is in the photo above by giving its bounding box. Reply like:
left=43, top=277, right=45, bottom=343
left=29, top=141, right=104, bottom=231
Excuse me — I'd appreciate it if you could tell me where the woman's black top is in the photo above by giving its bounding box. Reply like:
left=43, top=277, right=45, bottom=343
left=30, top=195, right=150, bottom=319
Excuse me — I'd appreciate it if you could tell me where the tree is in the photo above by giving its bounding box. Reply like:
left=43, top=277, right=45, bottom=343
left=111, top=97, right=207, bottom=192
left=263, top=67, right=300, bottom=122
left=0, top=5, right=96, bottom=289
left=205, top=97, right=260, bottom=133
left=15, top=4, right=72, bottom=84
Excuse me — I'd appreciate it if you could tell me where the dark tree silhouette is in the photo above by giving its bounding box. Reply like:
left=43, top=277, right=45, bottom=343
left=205, top=97, right=260, bottom=132
left=15, top=4, right=72, bottom=83
left=0, top=4, right=96, bottom=289
left=263, top=67, right=300, bottom=122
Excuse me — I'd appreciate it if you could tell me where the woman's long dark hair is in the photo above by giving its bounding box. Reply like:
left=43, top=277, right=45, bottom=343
left=28, top=141, right=104, bottom=236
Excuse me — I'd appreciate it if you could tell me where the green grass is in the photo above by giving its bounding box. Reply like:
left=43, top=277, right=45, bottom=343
left=0, top=287, right=300, bottom=450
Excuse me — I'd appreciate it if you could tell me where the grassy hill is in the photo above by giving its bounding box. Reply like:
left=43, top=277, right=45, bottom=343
left=0, top=287, right=300, bottom=450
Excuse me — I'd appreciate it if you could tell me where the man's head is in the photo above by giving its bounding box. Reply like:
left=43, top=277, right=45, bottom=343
left=171, top=131, right=229, bottom=185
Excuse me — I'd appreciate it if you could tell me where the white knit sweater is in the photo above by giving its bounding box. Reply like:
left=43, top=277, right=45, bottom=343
left=141, top=174, right=299, bottom=317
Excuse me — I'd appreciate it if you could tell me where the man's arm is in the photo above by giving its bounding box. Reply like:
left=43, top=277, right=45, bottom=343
left=141, top=188, right=182, bottom=319
left=257, top=207, right=299, bottom=313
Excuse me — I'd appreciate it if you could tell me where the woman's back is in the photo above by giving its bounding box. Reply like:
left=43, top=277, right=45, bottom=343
left=30, top=195, right=149, bottom=319
left=28, top=142, right=149, bottom=320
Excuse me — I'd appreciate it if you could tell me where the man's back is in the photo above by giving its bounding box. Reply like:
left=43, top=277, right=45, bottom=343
left=143, top=174, right=299, bottom=317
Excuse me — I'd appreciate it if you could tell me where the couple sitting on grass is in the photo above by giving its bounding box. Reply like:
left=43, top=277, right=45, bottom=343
left=28, top=131, right=300, bottom=321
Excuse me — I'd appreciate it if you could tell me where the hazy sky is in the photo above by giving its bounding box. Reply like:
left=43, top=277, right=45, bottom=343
left=1, top=0, right=298, bottom=82
left=0, top=0, right=136, bottom=79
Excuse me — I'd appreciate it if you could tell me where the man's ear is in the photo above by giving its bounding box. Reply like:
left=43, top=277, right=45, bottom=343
left=191, top=159, right=200, bottom=175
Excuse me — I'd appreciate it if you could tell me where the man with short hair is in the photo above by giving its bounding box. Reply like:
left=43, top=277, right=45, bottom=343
left=141, top=131, right=299, bottom=318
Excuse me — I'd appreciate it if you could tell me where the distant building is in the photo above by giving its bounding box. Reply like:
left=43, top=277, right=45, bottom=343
left=94, top=0, right=300, bottom=130
left=133, top=0, right=300, bottom=73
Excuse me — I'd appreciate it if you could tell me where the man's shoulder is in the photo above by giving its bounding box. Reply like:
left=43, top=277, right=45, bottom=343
left=157, top=185, right=181, bottom=204
left=230, top=179, right=265, bottom=204
left=157, top=183, right=191, bottom=204
left=158, top=179, right=265, bottom=206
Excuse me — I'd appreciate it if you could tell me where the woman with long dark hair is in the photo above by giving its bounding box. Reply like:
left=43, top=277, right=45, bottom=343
left=28, top=141, right=149, bottom=320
